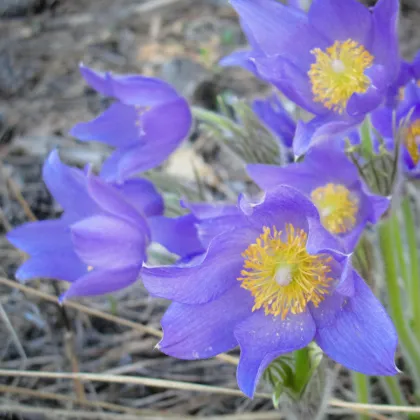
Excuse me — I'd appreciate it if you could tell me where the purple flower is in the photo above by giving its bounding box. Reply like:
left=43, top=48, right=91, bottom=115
left=7, top=151, right=161, bottom=300
left=148, top=214, right=205, bottom=259
left=372, top=81, right=420, bottom=177
left=69, top=65, right=192, bottom=182
left=385, top=50, right=420, bottom=106
left=385, top=60, right=414, bottom=106
left=221, top=0, right=399, bottom=155
left=252, top=94, right=296, bottom=149
left=142, top=186, right=397, bottom=397
left=411, top=51, right=420, bottom=81
left=247, top=144, right=389, bottom=251
left=287, top=0, right=301, bottom=8
left=149, top=200, right=242, bottom=259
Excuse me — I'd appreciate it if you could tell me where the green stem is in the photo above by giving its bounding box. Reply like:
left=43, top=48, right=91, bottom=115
left=379, top=215, right=420, bottom=388
left=381, top=377, right=405, bottom=406
left=294, top=347, right=311, bottom=394
left=380, top=377, right=420, bottom=420
left=352, top=372, right=370, bottom=420
left=402, top=196, right=420, bottom=341
left=360, top=116, right=373, bottom=161
left=380, top=376, right=406, bottom=405
left=394, top=211, right=410, bottom=291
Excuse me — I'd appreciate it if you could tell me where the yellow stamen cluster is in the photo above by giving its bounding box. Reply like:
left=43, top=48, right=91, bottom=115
left=311, top=183, right=359, bottom=234
left=238, top=224, right=332, bottom=319
left=308, top=39, right=374, bottom=114
left=405, top=119, right=420, bottom=165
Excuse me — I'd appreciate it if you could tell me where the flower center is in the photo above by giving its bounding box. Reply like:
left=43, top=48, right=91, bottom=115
left=308, top=39, right=374, bottom=114
left=405, top=119, right=420, bottom=165
left=310, top=183, right=359, bottom=234
left=238, top=224, right=332, bottom=319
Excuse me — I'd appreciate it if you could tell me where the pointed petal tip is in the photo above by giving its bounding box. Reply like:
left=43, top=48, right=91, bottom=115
left=59, top=283, right=82, bottom=302
left=14, top=260, right=49, bottom=284
left=78, top=63, right=97, bottom=80
left=316, top=272, right=398, bottom=377
left=218, top=50, right=256, bottom=72
left=58, top=292, right=67, bottom=304
left=229, top=0, right=242, bottom=7
left=229, top=0, right=265, bottom=11
left=5, top=228, right=18, bottom=247
left=356, top=360, right=399, bottom=376
left=373, top=0, right=399, bottom=14
left=154, top=340, right=162, bottom=351
left=5, top=226, right=34, bottom=255
left=14, top=269, right=29, bottom=283
left=42, top=149, right=63, bottom=181
left=46, top=148, right=60, bottom=164
left=68, top=122, right=86, bottom=139
left=42, top=150, right=58, bottom=179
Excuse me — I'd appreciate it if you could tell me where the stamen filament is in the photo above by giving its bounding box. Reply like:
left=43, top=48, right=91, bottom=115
left=308, top=39, right=374, bottom=114
left=238, top=225, right=332, bottom=319
left=405, top=120, right=420, bottom=165
left=311, top=183, right=359, bottom=234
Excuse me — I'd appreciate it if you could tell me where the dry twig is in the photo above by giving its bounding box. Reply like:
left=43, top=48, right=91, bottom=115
left=0, top=384, right=163, bottom=416
left=0, top=276, right=239, bottom=365
left=0, top=368, right=266, bottom=398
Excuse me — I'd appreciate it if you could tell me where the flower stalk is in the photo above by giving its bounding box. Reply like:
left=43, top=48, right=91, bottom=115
left=352, top=372, right=370, bottom=420
left=294, top=347, right=312, bottom=394
left=360, top=116, right=374, bottom=162
left=401, top=195, right=420, bottom=342
left=379, top=213, right=420, bottom=389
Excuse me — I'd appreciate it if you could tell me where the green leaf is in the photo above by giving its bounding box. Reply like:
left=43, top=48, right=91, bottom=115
left=264, top=343, right=334, bottom=419
left=360, top=116, right=373, bottom=160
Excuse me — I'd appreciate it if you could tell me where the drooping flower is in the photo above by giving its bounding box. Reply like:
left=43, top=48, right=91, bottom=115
left=148, top=214, right=205, bottom=259
left=221, top=0, right=399, bottom=156
left=386, top=50, right=420, bottom=105
left=7, top=151, right=161, bottom=300
left=410, top=51, right=420, bottom=81
left=386, top=60, right=415, bottom=105
left=247, top=144, right=390, bottom=251
left=372, top=81, right=420, bottom=177
left=142, top=186, right=397, bottom=398
left=252, top=94, right=296, bottom=149
left=69, top=65, right=192, bottom=182
left=149, top=200, right=242, bottom=260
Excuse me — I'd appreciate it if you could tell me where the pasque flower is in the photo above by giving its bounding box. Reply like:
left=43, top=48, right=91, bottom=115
left=247, top=144, right=390, bottom=251
left=7, top=151, right=162, bottom=300
left=252, top=94, right=296, bottom=149
left=142, top=186, right=397, bottom=398
left=410, top=51, right=420, bottom=83
left=221, top=0, right=399, bottom=156
left=70, top=65, right=192, bottom=182
left=150, top=200, right=242, bottom=260
left=386, top=50, right=420, bottom=105
left=372, top=81, right=420, bottom=177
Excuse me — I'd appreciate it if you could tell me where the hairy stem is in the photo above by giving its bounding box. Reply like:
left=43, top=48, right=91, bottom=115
left=379, top=215, right=420, bottom=388
left=353, top=372, right=370, bottom=420
left=401, top=196, right=420, bottom=342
